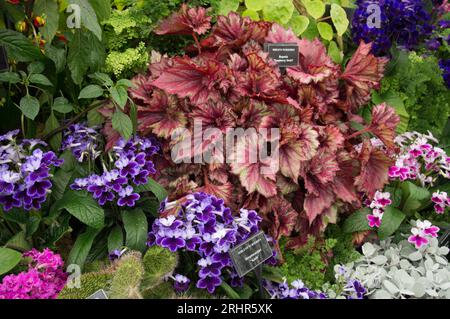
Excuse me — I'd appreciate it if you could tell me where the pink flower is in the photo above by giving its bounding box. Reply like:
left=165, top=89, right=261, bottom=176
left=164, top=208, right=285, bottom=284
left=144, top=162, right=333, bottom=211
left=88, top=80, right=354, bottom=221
left=408, top=229, right=429, bottom=249
left=431, top=191, right=449, bottom=214
left=371, top=191, right=392, bottom=208
left=367, top=213, right=382, bottom=228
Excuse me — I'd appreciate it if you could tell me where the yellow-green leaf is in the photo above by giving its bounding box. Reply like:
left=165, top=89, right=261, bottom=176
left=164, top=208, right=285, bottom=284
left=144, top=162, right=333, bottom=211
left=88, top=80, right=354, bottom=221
left=303, top=0, right=325, bottom=20
left=288, top=14, right=310, bottom=36
left=330, top=4, right=349, bottom=36
left=317, top=21, right=333, bottom=41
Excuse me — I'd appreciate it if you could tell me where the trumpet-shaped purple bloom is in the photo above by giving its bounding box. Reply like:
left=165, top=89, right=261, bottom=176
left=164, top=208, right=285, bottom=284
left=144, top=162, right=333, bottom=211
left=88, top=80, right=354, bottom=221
left=0, top=131, right=62, bottom=212
left=69, top=133, right=159, bottom=207
left=173, top=274, right=190, bottom=293
left=148, top=192, right=276, bottom=294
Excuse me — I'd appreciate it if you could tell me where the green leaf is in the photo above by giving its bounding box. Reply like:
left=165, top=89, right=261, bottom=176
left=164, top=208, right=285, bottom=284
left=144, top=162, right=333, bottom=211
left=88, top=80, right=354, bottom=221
left=116, top=78, right=133, bottom=88
left=107, top=226, right=124, bottom=252
left=0, top=29, right=44, bottom=62
left=134, top=178, right=167, bottom=202
left=29, top=74, right=53, bottom=87
left=303, top=0, right=325, bottom=20
left=89, top=72, right=113, bottom=86
left=342, top=208, right=372, bottom=233
left=0, top=248, right=22, bottom=275
left=53, top=96, right=73, bottom=114
left=6, top=231, right=32, bottom=251
left=44, top=112, right=62, bottom=151
left=27, top=61, right=45, bottom=74
left=217, top=0, right=240, bottom=16
left=67, top=29, right=105, bottom=85
left=0, top=72, right=20, bottom=83
left=328, top=40, right=343, bottom=64
left=56, top=190, right=105, bottom=229
left=378, top=207, right=405, bottom=239
left=87, top=107, right=104, bottom=126
left=242, top=9, right=260, bottom=20
left=112, top=110, right=132, bottom=139
left=220, top=281, right=241, bottom=299
left=122, top=209, right=148, bottom=252
left=26, top=215, right=41, bottom=238
left=317, top=22, right=333, bottom=41
left=401, top=181, right=430, bottom=215
left=19, top=95, right=40, bottom=120
left=330, top=3, right=349, bottom=36
left=68, top=0, right=102, bottom=40
left=245, top=0, right=266, bottom=11
left=263, top=0, right=295, bottom=24
left=288, top=14, right=310, bottom=36
left=67, top=227, right=100, bottom=269
left=45, top=44, right=66, bottom=74
left=78, top=84, right=104, bottom=99
left=34, top=0, right=59, bottom=42
left=110, top=85, right=128, bottom=109
left=301, top=17, right=319, bottom=40
left=88, top=0, right=111, bottom=22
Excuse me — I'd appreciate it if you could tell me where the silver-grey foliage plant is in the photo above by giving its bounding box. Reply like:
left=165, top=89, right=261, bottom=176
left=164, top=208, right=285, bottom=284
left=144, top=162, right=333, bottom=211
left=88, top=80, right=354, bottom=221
left=339, top=237, right=450, bottom=299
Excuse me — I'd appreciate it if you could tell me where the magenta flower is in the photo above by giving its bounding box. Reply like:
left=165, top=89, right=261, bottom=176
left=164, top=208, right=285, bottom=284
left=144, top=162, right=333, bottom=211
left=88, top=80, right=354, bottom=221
left=367, top=213, right=382, bottom=228
left=408, top=229, right=429, bottom=249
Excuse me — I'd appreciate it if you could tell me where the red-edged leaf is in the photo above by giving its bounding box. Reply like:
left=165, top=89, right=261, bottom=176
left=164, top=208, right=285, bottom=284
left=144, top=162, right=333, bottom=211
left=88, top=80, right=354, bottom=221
left=341, top=41, right=389, bottom=111
left=155, top=4, right=211, bottom=36
left=368, top=103, right=400, bottom=149
left=354, top=140, right=393, bottom=196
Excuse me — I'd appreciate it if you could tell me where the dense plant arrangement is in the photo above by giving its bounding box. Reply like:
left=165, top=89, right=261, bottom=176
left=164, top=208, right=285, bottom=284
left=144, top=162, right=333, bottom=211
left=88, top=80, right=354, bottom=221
left=0, top=0, right=449, bottom=301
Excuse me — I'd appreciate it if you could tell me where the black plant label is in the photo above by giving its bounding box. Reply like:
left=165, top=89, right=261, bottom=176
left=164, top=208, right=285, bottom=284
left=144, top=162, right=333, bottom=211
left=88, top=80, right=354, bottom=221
left=0, top=46, right=8, bottom=71
left=229, top=231, right=273, bottom=278
left=264, top=43, right=299, bottom=67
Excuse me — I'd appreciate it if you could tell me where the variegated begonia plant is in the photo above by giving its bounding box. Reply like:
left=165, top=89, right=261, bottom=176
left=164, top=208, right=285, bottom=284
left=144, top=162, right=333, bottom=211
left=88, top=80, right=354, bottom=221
left=103, top=5, right=400, bottom=255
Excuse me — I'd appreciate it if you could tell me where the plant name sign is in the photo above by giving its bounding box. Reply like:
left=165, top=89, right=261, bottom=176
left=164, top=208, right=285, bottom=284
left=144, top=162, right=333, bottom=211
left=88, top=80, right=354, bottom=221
left=229, top=231, right=273, bottom=277
left=264, top=43, right=299, bottom=68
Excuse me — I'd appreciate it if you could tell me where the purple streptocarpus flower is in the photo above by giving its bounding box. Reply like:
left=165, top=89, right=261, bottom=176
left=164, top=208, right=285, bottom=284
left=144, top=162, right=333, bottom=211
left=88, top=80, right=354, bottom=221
left=196, top=275, right=222, bottom=294
left=160, top=236, right=185, bottom=252
left=173, top=274, right=190, bottom=293
left=117, top=186, right=140, bottom=207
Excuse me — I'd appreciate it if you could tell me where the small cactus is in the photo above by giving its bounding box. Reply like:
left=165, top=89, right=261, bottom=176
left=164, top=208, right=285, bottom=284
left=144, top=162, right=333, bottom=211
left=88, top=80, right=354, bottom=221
left=141, top=246, right=178, bottom=291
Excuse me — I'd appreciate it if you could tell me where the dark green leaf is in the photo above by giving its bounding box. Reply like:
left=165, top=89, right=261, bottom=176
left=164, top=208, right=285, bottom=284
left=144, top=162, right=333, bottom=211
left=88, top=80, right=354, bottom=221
left=342, top=208, right=372, bottom=233
left=27, top=61, right=45, bottom=74
left=88, top=0, right=111, bottom=22
left=78, top=84, right=104, bottom=99
left=122, top=209, right=148, bottom=252
left=26, top=215, right=41, bottom=238
left=6, top=231, right=32, bottom=252
left=43, top=112, right=61, bottom=151
left=56, top=190, right=105, bottom=229
left=33, top=0, right=59, bottom=42
left=401, top=181, right=430, bottom=215
left=135, top=178, right=167, bottom=203
left=53, top=97, right=73, bottom=114
left=67, top=227, right=100, bottom=269
left=0, top=72, right=20, bottom=83
left=378, top=206, right=405, bottom=239
left=112, top=110, right=132, bottom=139
left=89, top=72, right=113, bottom=86
left=87, top=107, right=104, bottom=126
left=19, top=95, right=40, bottom=120
left=29, top=73, right=53, bottom=87
left=0, top=247, right=22, bottom=275
left=69, top=0, right=102, bottom=40
left=67, top=30, right=105, bottom=85
left=45, top=44, right=66, bottom=74
left=107, top=226, right=124, bottom=252
left=0, top=29, right=44, bottom=62
left=220, top=281, right=241, bottom=299
left=110, top=85, right=128, bottom=109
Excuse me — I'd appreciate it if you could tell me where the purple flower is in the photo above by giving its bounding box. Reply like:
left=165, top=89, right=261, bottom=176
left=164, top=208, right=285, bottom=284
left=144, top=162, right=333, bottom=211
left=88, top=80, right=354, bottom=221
left=161, top=236, right=185, bottom=252
left=117, top=186, right=140, bottom=207
left=173, top=274, right=190, bottom=293
left=196, top=275, right=222, bottom=294
left=148, top=192, right=275, bottom=295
